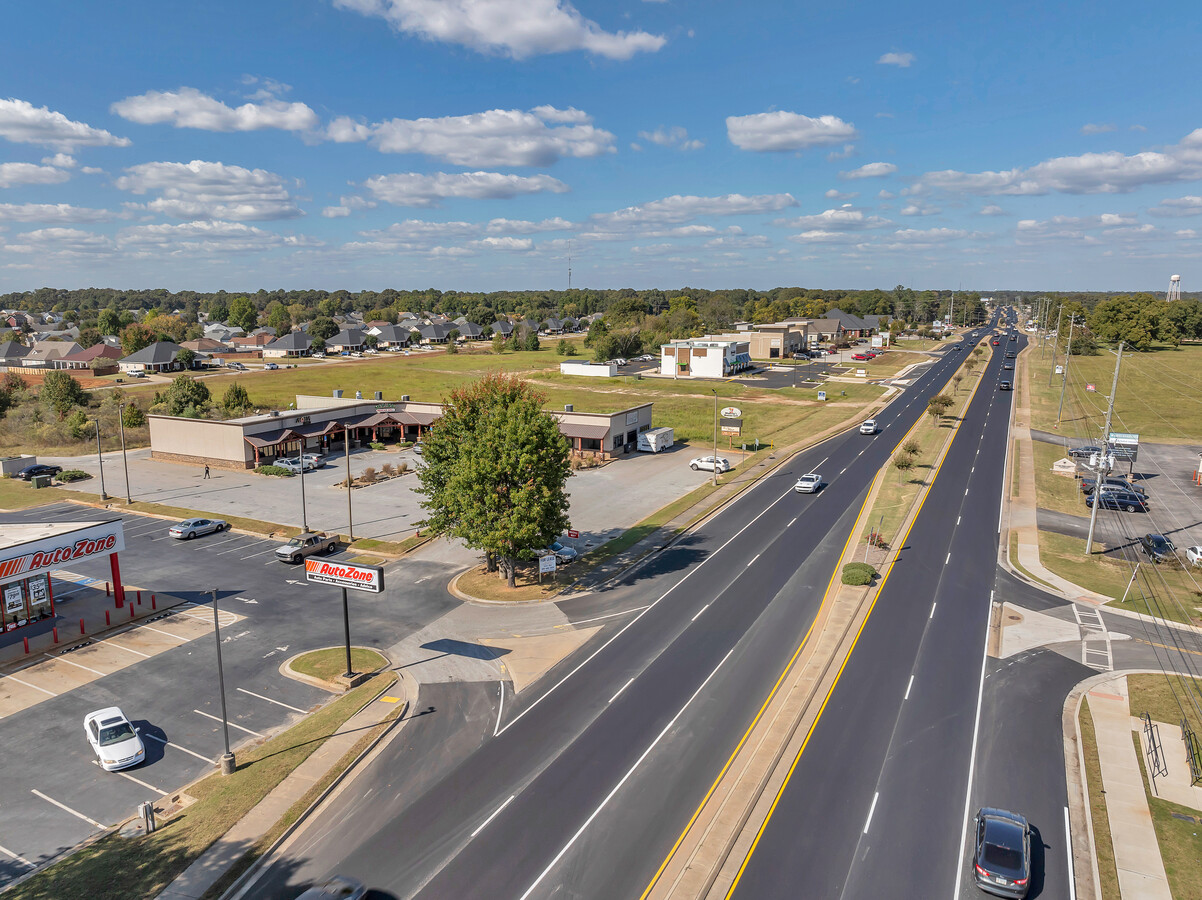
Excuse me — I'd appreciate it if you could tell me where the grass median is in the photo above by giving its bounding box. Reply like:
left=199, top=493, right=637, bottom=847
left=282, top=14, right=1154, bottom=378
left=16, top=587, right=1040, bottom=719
left=1079, top=698, right=1120, bottom=900
left=9, top=673, right=396, bottom=900
left=290, top=647, right=389, bottom=683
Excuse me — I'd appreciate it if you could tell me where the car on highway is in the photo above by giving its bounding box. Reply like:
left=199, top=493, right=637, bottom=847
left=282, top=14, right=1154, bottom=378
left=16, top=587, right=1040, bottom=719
left=689, top=455, right=731, bottom=473
left=972, top=807, right=1031, bottom=897
left=1085, top=490, right=1149, bottom=512
left=17, top=463, right=62, bottom=481
left=227, top=361, right=247, bottom=371
left=1068, top=445, right=1103, bottom=459
left=167, top=518, right=229, bottom=540
left=1003, top=363, right=1013, bottom=370
left=992, top=340, right=1000, bottom=346
left=793, top=473, right=823, bottom=493
left=1005, top=352, right=1016, bottom=358
left=1186, top=546, right=1202, bottom=566
left=295, top=875, right=367, bottom=900
left=860, top=419, right=878, bottom=435
left=999, top=381, right=1012, bottom=391
left=1139, top=533, right=1177, bottom=563
left=84, top=707, right=145, bottom=772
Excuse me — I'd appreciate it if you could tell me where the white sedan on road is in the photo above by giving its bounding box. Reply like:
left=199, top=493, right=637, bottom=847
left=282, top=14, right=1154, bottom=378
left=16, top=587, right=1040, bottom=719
left=84, top=707, right=145, bottom=771
left=794, top=473, right=823, bottom=493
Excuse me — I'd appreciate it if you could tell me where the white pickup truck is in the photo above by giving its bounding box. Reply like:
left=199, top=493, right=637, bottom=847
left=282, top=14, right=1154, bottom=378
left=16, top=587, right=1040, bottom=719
left=275, top=531, right=338, bottom=563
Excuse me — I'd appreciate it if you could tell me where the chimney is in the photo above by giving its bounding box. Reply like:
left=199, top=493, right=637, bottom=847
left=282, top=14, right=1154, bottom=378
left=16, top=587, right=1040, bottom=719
left=333, top=389, right=343, bottom=399
left=374, top=391, right=382, bottom=401
left=565, top=404, right=573, bottom=412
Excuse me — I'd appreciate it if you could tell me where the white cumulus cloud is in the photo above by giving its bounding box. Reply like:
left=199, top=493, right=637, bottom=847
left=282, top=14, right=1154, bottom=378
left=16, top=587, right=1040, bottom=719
left=362, top=171, right=569, bottom=207
left=486, top=217, right=574, bottom=234
left=0, top=162, right=71, bottom=189
left=115, top=160, right=304, bottom=220
left=726, top=112, right=857, bottom=152
left=119, top=220, right=320, bottom=253
left=1147, top=195, right=1202, bottom=217
left=112, top=87, right=319, bottom=132
left=0, top=203, right=115, bottom=224
left=331, top=0, right=665, bottom=60
left=840, top=162, right=897, bottom=179
left=637, top=126, right=704, bottom=151
left=0, top=99, right=130, bottom=151
left=775, top=208, right=891, bottom=231
left=877, top=52, right=914, bottom=67
left=589, top=193, right=798, bottom=231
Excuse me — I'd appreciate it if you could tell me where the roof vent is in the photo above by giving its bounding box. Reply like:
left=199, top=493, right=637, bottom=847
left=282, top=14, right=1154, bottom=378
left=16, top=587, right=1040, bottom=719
left=374, top=391, right=383, bottom=401
left=565, top=404, right=573, bottom=412
left=333, top=389, right=343, bottom=399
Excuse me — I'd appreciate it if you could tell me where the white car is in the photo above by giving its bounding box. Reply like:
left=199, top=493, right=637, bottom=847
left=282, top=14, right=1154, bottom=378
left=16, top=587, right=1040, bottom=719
left=794, top=473, right=823, bottom=493
left=1187, top=546, right=1202, bottom=566
left=168, top=517, right=229, bottom=540
left=84, top=707, right=145, bottom=771
left=301, top=452, right=326, bottom=468
left=860, top=419, right=878, bottom=435
left=690, top=456, right=731, bottom=473
left=275, top=457, right=315, bottom=474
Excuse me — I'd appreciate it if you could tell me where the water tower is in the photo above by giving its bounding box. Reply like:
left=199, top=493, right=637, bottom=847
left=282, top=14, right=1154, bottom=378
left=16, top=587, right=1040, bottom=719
left=1167, top=274, right=1182, bottom=302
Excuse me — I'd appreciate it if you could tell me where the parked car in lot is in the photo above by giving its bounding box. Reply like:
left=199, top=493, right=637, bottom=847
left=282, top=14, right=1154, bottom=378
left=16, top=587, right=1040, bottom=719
left=1139, top=533, right=1177, bottom=563
left=972, top=808, right=1030, bottom=897
left=264, top=362, right=279, bottom=370
left=1085, top=490, right=1148, bottom=512
left=793, top=473, right=823, bottom=493
left=1068, top=445, right=1103, bottom=459
left=275, top=458, right=316, bottom=474
left=791, top=351, right=810, bottom=359
left=999, top=380, right=1012, bottom=391
left=852, top=352, right=871, bottom=361
left=689, top=455, right=731, bottom=473
left=17, top=463, right=62, bottom=481
left=859, top=419, right=877, bottom=435
left=301, top=452, right=326, bottom=469
left=1080, top=476, right=1146, bottom=496
left=275, top=531, right=338, bottom=563
left=536, top=541, right=578, bottom=563
left=84, top=707, right=145, bottom=772
left=1186, top=546, right=1202, bottom=566
left=168, top=518, right=229, bottom=540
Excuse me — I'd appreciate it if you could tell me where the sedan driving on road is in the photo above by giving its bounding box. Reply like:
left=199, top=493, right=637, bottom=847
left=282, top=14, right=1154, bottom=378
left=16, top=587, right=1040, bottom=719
left=296, top=876, right=367, bottom=900
left=689, top=456, right=731, bottom=473
left=793, top=473, right=822, bottom=493
left=168, top=518, right=229, bottom=540
left=1139, top=533, right=1176, bottom=563
left=999, top=381, right=1012, bottom=391
left=84, top=707, right=145, bottom=772
left=972, top=807, right=1031, bottom=897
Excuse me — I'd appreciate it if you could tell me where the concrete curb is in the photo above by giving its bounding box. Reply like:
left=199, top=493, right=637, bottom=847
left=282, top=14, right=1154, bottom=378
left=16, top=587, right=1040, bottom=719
left=279, top=646, right=392, bottom=693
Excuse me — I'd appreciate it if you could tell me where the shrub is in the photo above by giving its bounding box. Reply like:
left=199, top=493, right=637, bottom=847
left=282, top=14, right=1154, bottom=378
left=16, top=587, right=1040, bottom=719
left=360, top=466, right=377, bottom=483
left=255, top=465, right=291, bottom=476
left=369, top=441, right=385, bottom=451
left=397, top=461, right=409, bottom=474
left=380, top=463, right=395, bottom=476
left=57, top=469, right=91, bottom=482
left=841, top=562, right=876, bottom=586
left=122, top=403, right=146, bottom=428
left=398, top=440, right=413, bottom=448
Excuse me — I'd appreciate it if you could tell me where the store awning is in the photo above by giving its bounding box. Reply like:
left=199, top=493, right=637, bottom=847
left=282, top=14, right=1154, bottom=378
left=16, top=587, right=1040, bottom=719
left=244, top=428, right=293, bottom=449
left=734, top=352, right=752, bottom=365
left=558, top=422, right=611, bottom=440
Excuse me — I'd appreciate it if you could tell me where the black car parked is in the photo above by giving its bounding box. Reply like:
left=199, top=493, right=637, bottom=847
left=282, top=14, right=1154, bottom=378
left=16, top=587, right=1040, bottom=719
left=1086, top=490, right=1149, bottom=512
left=1139, top=533, right=1176, bottom=563
left=17, top=464, right=62, bottom=481
left=1080, top=476, right=1147, bottom=497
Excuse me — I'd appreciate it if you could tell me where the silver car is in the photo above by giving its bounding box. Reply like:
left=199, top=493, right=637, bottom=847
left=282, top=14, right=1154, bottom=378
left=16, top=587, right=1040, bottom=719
left=168, top=518, right=229, bottom=540
left=689, top=456, right=731, bottom=473
left=296, top=876, right=367, bottom=900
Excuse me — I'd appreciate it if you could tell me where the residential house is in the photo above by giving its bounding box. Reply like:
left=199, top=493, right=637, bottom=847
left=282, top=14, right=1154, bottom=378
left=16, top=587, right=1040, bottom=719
left=456, top=321, right=484, bottom=340
left=58, top=343, right=123, bottom=373
left=373, top=325, right=412, bottom=350
left=326, top=329, right=366, bottom=354
left=180, top=337, right=230, bottom=354
left=30, top=326, right=81, bottom=343
left=0, top=341, right=28, bottom=366
left=418, top=323, right=453, bottom=343
left=231, top=332, right=275, bottom=349
left=204, top=323, right=244, bottom=342
left=25, top=341, right=82, bottom=367
left=263, top=332, right=313, bottom=358
left=543, top=317, right=565, bottom=334
left=118, top=341, right=187, bottom=374
left=824, top=308, right=872, bottom=338
left=491, top=320, right=514, bottom=339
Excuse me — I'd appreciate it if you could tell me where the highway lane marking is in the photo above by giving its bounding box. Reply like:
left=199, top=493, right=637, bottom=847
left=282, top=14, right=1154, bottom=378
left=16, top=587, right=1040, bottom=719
left=494, top=683, right=505, bottom=737
left=839, top=467, right=847, bottom=475
left=43, top=653, right=108, bottom=677
left=498, top=480, right=796, bottom=738
left=788, top=517, right=797, bottom=527
left=6, top=674, right=57, bottom=697
left=1064, top=806, right=1076, bottom=900
left=519, top=644, right=737, bottom=900
left=747, top=554, right=760, bottom=567
left=608, top=678, right=635, bottom=704
left=945, top=553, right=951, bottom=564
left=471, top=795, right=514, bottom=838
left=950, top=588, right=994, bottom=900
left=92, top=760, right=166, bottom=794
left=956, top=515, right=961, bottom=526
left=31, top=790, right=105, bottom=829
left=930, top=601, right=937, bottom=619
left=904, top=675, right=914, bottom=701
left=964, top=488, right=969, bottom=496
left=0, top=843, right=33, bottom=869
left=817, top=457, right=828, bottom=467
left=565, top=607, right=650, bottom=627
left=194, top=709, right=263, bottom=737
left=862, top=791, right=879, bottom=834
left=237, top=687, right=306, bottom=714
left=142, top=733, right=214, bottom=763
left=691, top=603, right=710, bottom=622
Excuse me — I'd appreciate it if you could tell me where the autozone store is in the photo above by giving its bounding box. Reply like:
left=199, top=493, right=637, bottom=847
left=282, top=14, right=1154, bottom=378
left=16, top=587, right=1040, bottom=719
left=0, top=520, right=126, bottom=630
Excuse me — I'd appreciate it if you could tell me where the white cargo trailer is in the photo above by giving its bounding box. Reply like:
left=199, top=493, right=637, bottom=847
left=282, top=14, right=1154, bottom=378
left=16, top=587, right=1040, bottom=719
left=637, top=427, right=675, bottom=453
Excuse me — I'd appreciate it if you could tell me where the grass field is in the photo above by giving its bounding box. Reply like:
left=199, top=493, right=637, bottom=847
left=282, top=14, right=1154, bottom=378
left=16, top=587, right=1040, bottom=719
left=1028, top=343, right=1202, bottom=444
left=1032, top=440, right=1086, bottom=516
left=1131, top=732, right=1202, bottom=900
left=1079, top=699, right=1120, bottom=900
left=290, top=647, right=388, bottom=682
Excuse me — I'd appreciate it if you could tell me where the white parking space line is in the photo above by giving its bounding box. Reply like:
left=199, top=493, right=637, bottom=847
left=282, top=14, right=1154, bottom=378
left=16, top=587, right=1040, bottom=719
left=30, top=790, right=105, bottom=829
left=241, top=547, right=280, bottom=560
left=194, top=709, right=263, bottom=737
left=142, top=733, right=214, bottom=763
left=97, top=638, right=150, bottom=658
left=206, top=535, right=245, bottom=548
left=137, top=624, right=191, bottom=642
left=218, top=541, right=266, bottom=555
left=92, top=761, right=166, bottom=794
left=6, top=675, right=57, bottom=697
left=236, top=687, right=306, bottom=714
left=0, top=843, right=33, bottom=868
left=45, top=654, right=108, bottom=677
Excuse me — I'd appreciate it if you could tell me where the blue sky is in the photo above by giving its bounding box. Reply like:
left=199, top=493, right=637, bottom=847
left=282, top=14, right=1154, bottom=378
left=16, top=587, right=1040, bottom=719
left=1, top=0, right=1199, bottom=293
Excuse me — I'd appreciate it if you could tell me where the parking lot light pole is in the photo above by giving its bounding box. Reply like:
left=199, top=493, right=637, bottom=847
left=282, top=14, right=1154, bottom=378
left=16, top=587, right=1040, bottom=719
left=210, top=588, right=236, bottom=775
left=299, top=448, right=309, bottom=532
left=341, top=587, right=353, bottom=678
left=118, top=405, right=132, bottom=503
left=344, top=426, right=355, bottom=541
left=95, top=420, right=109, bottom=501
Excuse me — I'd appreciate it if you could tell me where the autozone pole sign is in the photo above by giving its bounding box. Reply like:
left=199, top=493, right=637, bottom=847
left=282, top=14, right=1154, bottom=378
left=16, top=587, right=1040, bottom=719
left=0, top=523, right=125, bottom=579
left=304, top=558, right=384, bottom=593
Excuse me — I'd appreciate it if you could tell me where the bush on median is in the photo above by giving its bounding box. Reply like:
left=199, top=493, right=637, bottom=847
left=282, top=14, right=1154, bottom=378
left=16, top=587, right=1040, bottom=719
left=56, top=469, right=91, bottom=482
left=841, top=562, right=876, bottom=586
left=255, top=465, right=292, bottom=477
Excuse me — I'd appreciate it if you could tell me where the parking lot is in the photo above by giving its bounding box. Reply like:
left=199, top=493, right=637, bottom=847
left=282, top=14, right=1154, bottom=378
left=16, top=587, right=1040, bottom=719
left=0, top=501, right=468, bottom=880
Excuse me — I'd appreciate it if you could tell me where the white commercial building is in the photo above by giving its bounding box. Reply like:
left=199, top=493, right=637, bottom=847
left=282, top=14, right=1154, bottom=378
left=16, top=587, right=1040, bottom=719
left=559, top=361, right=617, bottom=378
left=660, top=337, right=751, bottom=379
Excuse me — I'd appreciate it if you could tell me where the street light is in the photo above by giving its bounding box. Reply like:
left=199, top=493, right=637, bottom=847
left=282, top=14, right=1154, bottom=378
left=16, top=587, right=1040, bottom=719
left=711, top=388, right=719, bottom=487
left=210, top=588, right=236, bottom=775
left=298, top=444, right=309, bottom=532
left=118, top=403, right=132, bottom=503
left=94, top=420, right=109, bottom=501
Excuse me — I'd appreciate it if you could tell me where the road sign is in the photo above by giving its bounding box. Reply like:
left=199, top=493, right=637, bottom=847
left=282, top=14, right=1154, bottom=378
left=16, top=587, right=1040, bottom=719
left=720, top=406, right=742, bottom=419
left=304, top=559, right=384, bottom=594
left=567, top=529, right=579, bottom=539
left=538, top=554, right=557, bottom=574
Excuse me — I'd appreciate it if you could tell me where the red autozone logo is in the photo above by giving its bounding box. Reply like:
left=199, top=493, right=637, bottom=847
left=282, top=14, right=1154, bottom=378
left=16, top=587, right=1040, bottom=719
left=308, top=561, right=375, bottom=582
left=0, top=533, right=118, bottom=579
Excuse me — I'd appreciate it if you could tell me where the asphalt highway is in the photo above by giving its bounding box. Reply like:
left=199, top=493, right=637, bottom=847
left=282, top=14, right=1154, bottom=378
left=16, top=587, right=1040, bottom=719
left=248, top=322, right=1005, bottom=899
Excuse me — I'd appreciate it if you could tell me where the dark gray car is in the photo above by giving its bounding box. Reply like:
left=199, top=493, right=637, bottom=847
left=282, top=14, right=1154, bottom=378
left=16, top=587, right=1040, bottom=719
left=973, top=808, right=1031, bottom=897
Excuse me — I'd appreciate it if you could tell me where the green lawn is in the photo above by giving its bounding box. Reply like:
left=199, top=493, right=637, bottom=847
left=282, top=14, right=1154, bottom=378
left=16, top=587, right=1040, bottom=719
left=1028, top=343, right=1202, bottom=443
left=1079, top=700, right=1120, bottom=900
left=1131, top=732, right=1202, bottom=900
left=1032, top=440, right=1087, bottom=516
left=290, top=647, right=388, bottom=682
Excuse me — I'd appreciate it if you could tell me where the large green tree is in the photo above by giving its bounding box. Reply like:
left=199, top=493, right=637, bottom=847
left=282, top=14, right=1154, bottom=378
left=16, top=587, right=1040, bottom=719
left=40, top=371, right=89, bottom=418
left=227, top=296, right=258, bottom=333
left=159, top=375, right=212, bottom=418
left=97, top=307, right=122, bottom=336
left=418, top=373, right=571, bottom=587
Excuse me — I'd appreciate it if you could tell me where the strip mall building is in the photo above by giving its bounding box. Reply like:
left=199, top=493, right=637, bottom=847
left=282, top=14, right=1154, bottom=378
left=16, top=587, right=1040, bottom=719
left=148, top=393, right=655, bottom=469
left=0, top=520, right=127, bottom=630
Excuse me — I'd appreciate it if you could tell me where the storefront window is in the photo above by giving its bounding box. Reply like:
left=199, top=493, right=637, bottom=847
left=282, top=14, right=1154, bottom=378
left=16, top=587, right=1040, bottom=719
left=581, top=438, right=602, bottom=452
left=3, top=582, right=26, bottom=629
left=27, top=574, right=51, bottom=619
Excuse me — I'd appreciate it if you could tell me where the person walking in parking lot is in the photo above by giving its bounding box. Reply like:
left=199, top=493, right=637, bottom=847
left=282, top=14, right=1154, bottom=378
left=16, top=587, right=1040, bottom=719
left=203, top=464, right=210, bottom=479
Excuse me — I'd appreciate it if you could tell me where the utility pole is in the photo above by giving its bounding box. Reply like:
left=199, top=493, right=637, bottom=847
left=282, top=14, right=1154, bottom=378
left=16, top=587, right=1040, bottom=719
left=1085, top=342, right=1124, bottom=555
left=118, top=404, right=132, bottom=503
left=299, top=447, right=309, bottom=532
left=95, top=420, right=109, bottom=501
left=344, top=426, right=355, bottom=541
left=1047, top=304, right=1064, bottom=387
left=711, top=389, right=719, bottom=487
left=1056, top=315, right=1076, bottom=425
left=211, top=588, right=236, bottom=775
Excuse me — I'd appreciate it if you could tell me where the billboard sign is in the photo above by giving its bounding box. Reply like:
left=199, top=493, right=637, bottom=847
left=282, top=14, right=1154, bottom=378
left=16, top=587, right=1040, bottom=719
left=720, top=406, right=742, bottom=419
left=304, top=559, right=384, bottom=593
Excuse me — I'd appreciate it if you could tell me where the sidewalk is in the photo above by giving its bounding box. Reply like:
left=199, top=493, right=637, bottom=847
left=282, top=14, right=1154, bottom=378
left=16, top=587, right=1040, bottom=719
left=157, top=674, right=410, bottom=900
left=1085, top=676, right=1172, bottom=900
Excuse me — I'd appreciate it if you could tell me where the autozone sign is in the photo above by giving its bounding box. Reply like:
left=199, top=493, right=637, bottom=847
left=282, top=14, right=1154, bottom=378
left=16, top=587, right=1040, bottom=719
left=0, top=521, right=125, bottom=580
left=304, top=558, right=384, bottom=593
